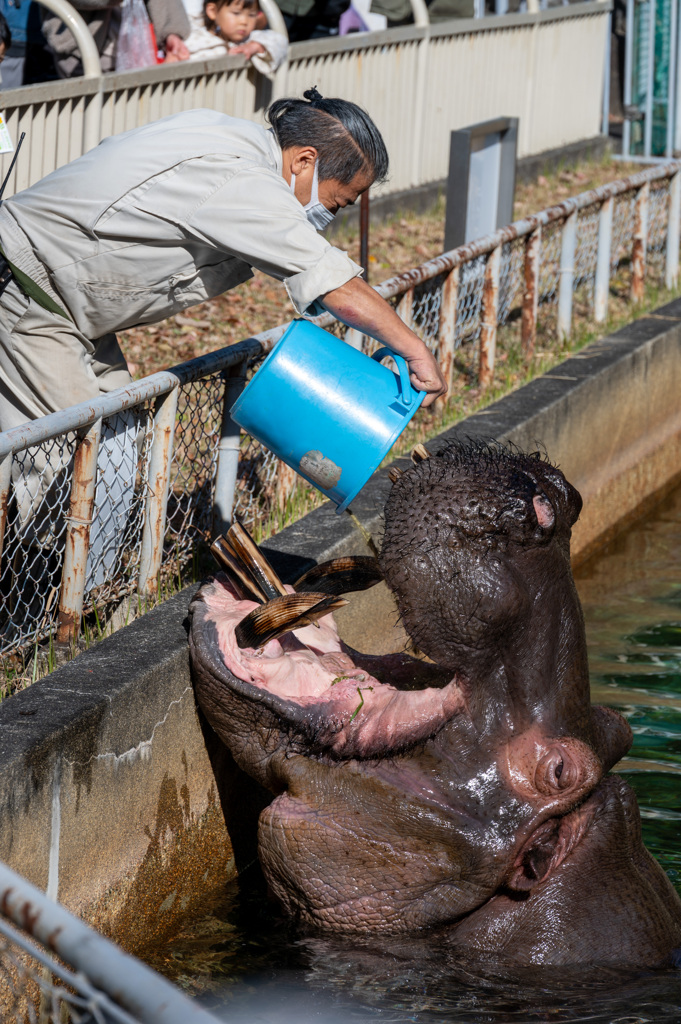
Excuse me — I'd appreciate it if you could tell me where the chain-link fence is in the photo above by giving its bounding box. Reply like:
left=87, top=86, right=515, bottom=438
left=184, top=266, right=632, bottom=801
left=1, top=161, right=680, bottom=671
left=0, top=861, right=218, bottom=1024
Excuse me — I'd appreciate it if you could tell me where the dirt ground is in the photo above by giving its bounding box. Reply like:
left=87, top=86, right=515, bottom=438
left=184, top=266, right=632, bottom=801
left=119, top=155, right=641, bottom=379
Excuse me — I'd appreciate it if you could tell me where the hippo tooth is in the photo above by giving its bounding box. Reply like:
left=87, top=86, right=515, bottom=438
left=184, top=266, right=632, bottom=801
left=293, top=556, right=382, bottom=597
left=235, top=592, right=349, bottom=650
left=411, top=444, right=430, bottom=464
left=227, top=518, right=288, bottom=601
left=210, top=535, right=268, bottom=603
left=388, top=467, right=403, bottom=483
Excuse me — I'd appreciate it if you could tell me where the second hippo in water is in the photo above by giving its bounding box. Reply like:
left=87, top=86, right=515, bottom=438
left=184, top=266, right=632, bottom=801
left=189, top=441, right=681, bottom=965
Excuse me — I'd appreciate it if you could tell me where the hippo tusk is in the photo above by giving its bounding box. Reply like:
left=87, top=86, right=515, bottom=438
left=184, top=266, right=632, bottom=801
left=388, top=467, right=403, bottom=483
left=293, top=556, right=383, bottom=597
left=411, top=444, right=430, bottom=464
left=235, top=592, right=349, bottom=649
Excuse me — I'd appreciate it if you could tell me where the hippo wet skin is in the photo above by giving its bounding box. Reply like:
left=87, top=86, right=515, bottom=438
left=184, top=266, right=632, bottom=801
left=189, top=442, right=681, bottom=966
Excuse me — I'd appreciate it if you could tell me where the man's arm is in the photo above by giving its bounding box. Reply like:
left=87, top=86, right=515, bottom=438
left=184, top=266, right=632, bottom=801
left=321, top=276, right=447, bottom=407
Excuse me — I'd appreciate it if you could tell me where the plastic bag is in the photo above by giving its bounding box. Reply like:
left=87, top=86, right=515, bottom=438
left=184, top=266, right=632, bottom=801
left=116, top=0, right=158, bottom=72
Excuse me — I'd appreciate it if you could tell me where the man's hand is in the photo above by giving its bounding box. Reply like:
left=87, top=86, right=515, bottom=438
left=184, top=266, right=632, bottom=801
left=230, top=40, right=266, bottom=58
left=164, top=33, right=190, bottom=61
left=321, top=276, right=448, bottom=408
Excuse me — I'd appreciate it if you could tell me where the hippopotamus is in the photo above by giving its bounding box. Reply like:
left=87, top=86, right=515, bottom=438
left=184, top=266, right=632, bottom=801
left=189, top=441, right=681, bottom=965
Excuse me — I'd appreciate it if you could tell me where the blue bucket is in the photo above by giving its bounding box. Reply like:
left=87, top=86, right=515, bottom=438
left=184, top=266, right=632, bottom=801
left=230, top=320, right=425, bottom=513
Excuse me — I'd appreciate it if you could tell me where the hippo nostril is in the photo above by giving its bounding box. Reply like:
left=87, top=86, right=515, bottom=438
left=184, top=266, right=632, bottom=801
left=555, top=759, right=564, bottom=780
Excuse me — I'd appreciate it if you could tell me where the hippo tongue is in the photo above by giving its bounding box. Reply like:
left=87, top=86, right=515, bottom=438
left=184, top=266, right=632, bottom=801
left=191, top=576, right=466, bottom=760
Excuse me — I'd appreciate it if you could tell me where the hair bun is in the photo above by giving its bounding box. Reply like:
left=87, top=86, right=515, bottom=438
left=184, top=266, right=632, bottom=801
left=303, top=86, right=324, bottom=104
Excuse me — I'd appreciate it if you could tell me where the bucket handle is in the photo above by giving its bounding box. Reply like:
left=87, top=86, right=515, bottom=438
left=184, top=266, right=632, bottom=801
left=371, top=348, right=414, bottom=407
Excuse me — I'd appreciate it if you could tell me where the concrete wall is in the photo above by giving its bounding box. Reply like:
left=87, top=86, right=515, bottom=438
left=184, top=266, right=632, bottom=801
left=2, top=299, right=680, bottom=955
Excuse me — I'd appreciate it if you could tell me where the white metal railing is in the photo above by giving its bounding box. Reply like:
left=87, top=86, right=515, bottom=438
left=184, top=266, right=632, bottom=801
left=0, top=2, right=611, bottom=201
left=0, top=159, right=679, bottom=664
left=0, top=860, right=220, bottom=1022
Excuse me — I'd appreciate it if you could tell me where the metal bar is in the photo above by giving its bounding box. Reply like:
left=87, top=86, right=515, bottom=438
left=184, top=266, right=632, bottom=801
left=602, top=8, right=611, bottom=137
left=644, top=0, right=655, bottom=158
left=666, top=0, right=677, bottom=158
left=438, top=265, right=459, bottom=394
left=360, top=190, right=370, bottom=285
left=557, top=210, right=578, bottom=341
left=138, top=388, right=179, bottom=599
left=0, top=336, right=264, bottom=460
left=521, top=226, right=541, bottom=356
left=397, top=286, right=415, bottom=330
left=56, top=419, right=101, bottom=645
left=0, top=454, right=10, bottom=569
left=594, top=196, right=613, bottom=322
left=666, top=170, right=681, bottom=289
left=479, top=245, right=501, bottom=387
left=0, top=861, right=219, bottom=1024
left=631, top=181, right=649, bottom=302
left=623, top=0, right=634, bottom=156
left=212, top=360, right=248, bottom=538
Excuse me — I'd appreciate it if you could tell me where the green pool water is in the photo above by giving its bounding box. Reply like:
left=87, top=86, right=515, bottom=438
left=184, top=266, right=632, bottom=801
left=167, top=484, right=681, bottom=1022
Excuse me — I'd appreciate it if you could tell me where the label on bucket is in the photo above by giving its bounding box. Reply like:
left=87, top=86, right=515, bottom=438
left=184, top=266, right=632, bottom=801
left=299, top=450, right=342, bottom=490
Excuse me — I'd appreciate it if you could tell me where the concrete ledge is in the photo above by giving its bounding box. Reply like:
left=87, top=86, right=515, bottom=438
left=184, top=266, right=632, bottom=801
left=2, top=300, right=680, bottom=951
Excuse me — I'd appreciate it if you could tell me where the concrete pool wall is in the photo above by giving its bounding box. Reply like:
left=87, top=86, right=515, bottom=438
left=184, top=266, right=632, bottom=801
left=1, top=299, right=680, bottom=956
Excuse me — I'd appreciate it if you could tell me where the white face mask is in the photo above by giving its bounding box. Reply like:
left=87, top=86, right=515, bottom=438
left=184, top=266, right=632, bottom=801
left=290, top=161, right=336, bottom=231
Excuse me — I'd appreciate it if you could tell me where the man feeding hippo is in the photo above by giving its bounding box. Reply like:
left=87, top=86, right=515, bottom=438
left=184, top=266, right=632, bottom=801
left=0, top=88, right=446, bottom=563
left=190, top=441, right=681, bottom=967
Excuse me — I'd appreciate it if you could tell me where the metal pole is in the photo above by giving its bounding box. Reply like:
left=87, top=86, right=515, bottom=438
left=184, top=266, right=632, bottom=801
left=631, top=181, right=649, bottom=301
left=360, top=190, right=370, bottom=285
left=438, top=265, right=459, bottom=395
left=623, top=0, right=635, bottom=157
left=666, top=0, right=678, bottom=157
left=557, top=210, right=578, bottom=341
left=666, top=169, right=681, bottom=289
left=644, top=0, right=656, bottom=158
left=57, top=419, right=101, bottom=645
left=479, top=244, right=501, bottom=387
left=138, top=387, right=179, bottom=599
left=0, top=861, right=220, bottom=1024
left=212, top=360, right=248, bottom=538
left=521, top=226, right=541, bottom=357
left=0, top=454, right=10, bottom=570
left=594, top=196, right=613, bottom=322
left=602, top=9, right=611, bottom=138
left=397, top=286, right=415, bottom=331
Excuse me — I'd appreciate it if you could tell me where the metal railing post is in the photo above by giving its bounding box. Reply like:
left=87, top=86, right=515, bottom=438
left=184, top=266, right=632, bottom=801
left=631, top=181, right=649, bottom=303
left=521, top=227, right=541, bottom=357
left=666, top=171, right=681, bottom=290
left=57, top=420, right=101, bottom=645
left=397, top=287, right=415, bottom=331
left=212, top=360, right=248, bottom=538
left=438, top=266, right=459, bottom=394
left=0, top=455, right=10, bottom=570
left=594, top=196, right=613, bottom=323
left=138, top=388, right=179, bottom=599
left=479, top=245, right=501, bottom=387
left=558, top=210, right=578, bottom=341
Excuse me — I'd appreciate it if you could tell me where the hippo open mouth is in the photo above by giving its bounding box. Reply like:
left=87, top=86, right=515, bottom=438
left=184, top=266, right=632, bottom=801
left=189, top=441, right=681, bottom=964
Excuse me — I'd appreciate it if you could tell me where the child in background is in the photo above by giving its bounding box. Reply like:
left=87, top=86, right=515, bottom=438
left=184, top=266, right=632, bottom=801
left=183, top=0, right=287, bottom=77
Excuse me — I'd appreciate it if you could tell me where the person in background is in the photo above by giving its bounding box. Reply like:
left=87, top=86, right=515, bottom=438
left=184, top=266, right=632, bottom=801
left=184, top=0, right=286, bottom=76
left=0, top=0, right=25, bottom=88
left=276, top=0, right=349, bottom=41
left=41, top=0, right=190, bottom=77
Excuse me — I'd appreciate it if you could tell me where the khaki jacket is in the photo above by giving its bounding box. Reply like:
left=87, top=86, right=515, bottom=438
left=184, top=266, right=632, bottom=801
left=0, top=110, right=361, bottom=340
